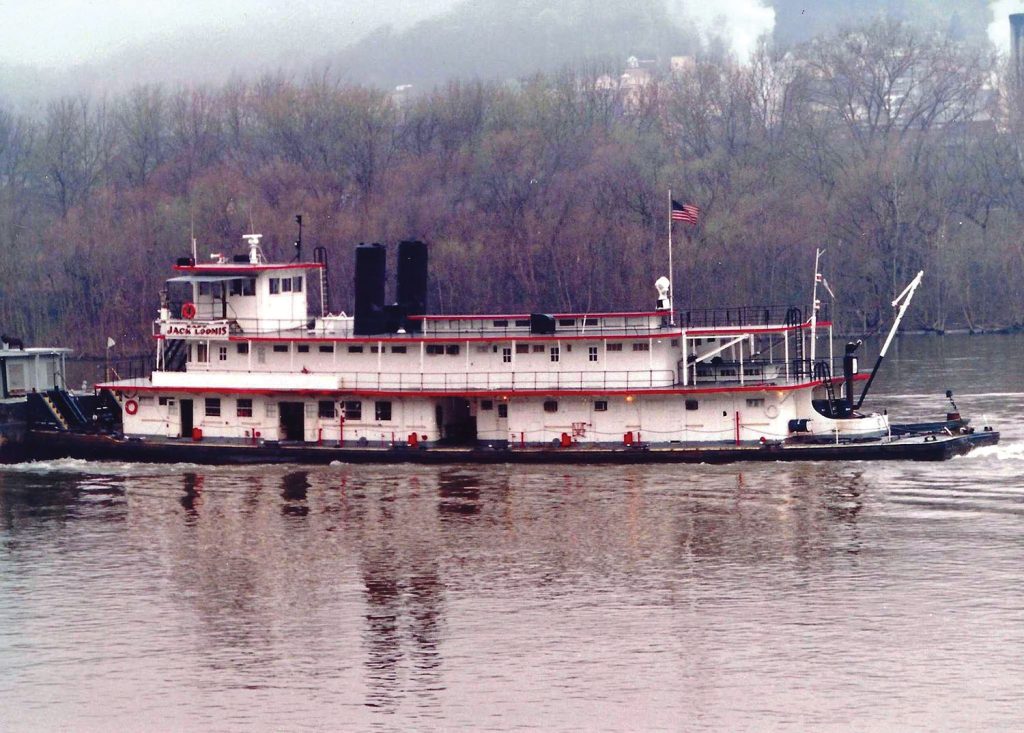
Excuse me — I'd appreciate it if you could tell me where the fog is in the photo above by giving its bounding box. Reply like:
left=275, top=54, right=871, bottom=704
left=0, top=1, right=1017, bottom=106
left=0, top=0, right=460, bottom=67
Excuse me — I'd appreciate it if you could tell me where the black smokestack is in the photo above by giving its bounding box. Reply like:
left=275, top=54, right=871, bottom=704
left=353, top=243, right=386, bottom=335
left=396, top=240, right=428, bottom=333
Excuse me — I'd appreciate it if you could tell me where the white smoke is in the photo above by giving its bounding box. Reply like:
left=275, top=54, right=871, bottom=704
left=988, top=0, right=1024, bottom=54
left=668, top=0, right=776, bottom=63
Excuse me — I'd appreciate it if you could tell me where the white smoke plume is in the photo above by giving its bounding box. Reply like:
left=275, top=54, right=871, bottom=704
left=668, top=0, right=776, bottom=63
left=988, top=0, right=1024, bottom=54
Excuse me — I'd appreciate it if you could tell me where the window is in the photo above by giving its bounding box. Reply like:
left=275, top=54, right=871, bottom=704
left=158, top=396, right=173, bottom=406
left=685, top=399, right=699, bottom=411
left=671, top=339, right=679, bottom=347
left=370, top=346, right=380, bottom=354
left=218, top=346, right=227, bottom=361
left=498, top=403, right=508, bottom=418
left=343, top=401, right=362, bottom=420
left=375, top=401, right=392, bottom=421
left=318, top=400, right=336, bottom=418
left=292, top=276, right=302, bottom=292
left=205, top=398, right=221, bottom=417
left=269, top=278, right=280, bottom=294
left=348, top=345, right=364, bottom=353
left=266, top=402, right=277, bottom=418
left=237, top=398, right=253, bottom=417
left=746, top=398, right=765, bottom=408
left=196, top=343, right=209, bottom=363
left=391, top=345, right=407, bottom=354
left=229, top=278, right=254, bottom=296
left=237, top=343, right=249, bottom=354
left=198, top=282, right=212, bottom=296
left=558, top=318, right=575, bottom=327
left=514, top=319, right=530, bottom=327
left=607, top=343, right=623, bottom=352
left=532, top=344, right=544, bottom=353
left=632, top=342, right=650, bottom=352
left=319, top=345, right=334, bottom=353
left=282, top=277, right=293, bottom=292
left=550, top=347, right=560, bottom=363
left=493, top=319, right=508, bottom=327
left=257, top=346, right=266, bottom=364
left=502, top=347, right=512, bottom=363
left=481, top=400, right=494, bottom=410
left=426, top=344, right=445, bottom=355
left=543, top=400, right=558, bottom=413
left=588, top=346, right=598, bottom=362
left=516, top=344, right=529, bottom=354
left=273, top=344, right=289, bottom=353
left=595, top=400, right=608, bottom=412
left=297, top=344, right=310, bottom=353
left=584, top=318, right=598, bottom=326
left=445, top=344, right=460, bottom=355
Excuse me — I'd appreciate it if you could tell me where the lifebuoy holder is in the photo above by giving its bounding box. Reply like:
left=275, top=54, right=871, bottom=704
left=181, top=302, right=197, bottom=319
left=124, top=399, right=139, bottom=415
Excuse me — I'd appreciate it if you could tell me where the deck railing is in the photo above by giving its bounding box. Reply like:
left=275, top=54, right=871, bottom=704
left=157, top=302, right=825, bottom=340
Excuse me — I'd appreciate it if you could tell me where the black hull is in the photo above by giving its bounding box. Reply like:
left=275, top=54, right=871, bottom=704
left=20, top=428, right=1000, bottom=466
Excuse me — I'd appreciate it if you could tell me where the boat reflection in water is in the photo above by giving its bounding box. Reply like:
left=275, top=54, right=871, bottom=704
left=2, top=436, right=1022, bottom=730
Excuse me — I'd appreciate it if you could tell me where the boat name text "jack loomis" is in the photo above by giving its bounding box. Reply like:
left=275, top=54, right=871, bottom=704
left=162, top=322, right=230, bottom=338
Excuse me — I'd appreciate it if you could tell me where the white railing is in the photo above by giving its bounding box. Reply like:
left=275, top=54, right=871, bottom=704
left=174, top=367, right=678, bottom=392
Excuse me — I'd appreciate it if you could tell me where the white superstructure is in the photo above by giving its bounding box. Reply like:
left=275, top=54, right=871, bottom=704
left=102, top=238, right=889, bottom=450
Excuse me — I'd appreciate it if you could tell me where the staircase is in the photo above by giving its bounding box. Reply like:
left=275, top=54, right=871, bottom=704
left=314, top=245, right=330, bottom=316
left=39, top=392, right=70, bottom=430
left=786, top=307, right=804, bottom=378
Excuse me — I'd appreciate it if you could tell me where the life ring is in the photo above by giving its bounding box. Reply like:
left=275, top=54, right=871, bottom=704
left=181, top=302, right=197, bottom=319
left=124, top=399, right=139, bottom=415
left=765, top=404, right=779, bottom=419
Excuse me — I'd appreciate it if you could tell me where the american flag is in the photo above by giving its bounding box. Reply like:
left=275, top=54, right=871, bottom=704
left=671, top=199, right=699, bottom=225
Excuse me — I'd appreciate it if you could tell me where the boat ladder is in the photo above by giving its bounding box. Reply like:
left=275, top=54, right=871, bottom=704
left=41, top=393, right=70, bottom=431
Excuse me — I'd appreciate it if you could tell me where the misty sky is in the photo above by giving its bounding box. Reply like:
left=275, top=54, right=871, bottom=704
left=1, top=0, right=1021, bottom=73
left=0, top=0, right=460, bottom=67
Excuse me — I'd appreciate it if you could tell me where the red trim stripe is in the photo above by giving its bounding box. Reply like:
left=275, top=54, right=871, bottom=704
left=99, top=376, right=865, bottom=398
left=173, top=263, right=323, bottom=273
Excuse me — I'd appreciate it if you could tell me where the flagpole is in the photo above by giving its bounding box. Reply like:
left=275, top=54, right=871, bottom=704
left=667, top=188, right=674, bottom=325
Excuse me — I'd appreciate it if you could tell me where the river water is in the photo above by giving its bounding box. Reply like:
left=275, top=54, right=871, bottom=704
left=1, top=334, right=1022, bottom=731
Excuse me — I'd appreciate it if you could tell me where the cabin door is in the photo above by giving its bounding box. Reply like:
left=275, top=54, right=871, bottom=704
left=439, top=397, right=477, bottom=445
left=279, top=401, right=305, bottom=441
left=180, top=399, right=193, bottom=437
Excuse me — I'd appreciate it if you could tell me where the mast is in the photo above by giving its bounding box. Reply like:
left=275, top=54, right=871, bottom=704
left=667, top=189, right=674, bottom=325
left=809, top=248, right=822, bottom=368
left=855, top=270, right=924, bottom=409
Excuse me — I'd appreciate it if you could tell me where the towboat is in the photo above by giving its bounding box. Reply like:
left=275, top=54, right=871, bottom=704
left=26, top=236, right=998, bottom=463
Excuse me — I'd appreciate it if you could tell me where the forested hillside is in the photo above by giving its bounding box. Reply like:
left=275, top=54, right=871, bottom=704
left=0, top=18, right=1021, bottom=354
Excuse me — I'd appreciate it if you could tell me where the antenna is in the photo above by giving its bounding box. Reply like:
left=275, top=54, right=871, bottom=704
left=190, top=209, right=197, bottom=262
left=294, top=214, right=303, bottom=262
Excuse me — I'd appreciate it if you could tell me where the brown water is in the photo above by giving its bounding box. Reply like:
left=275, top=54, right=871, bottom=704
left=1, top=334, right=1022, bottom=731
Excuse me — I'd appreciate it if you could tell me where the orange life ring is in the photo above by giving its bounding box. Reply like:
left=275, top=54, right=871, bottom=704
left=124, top=399, right=139, bottom=415
left=181, top=302, right=197, bottom=319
